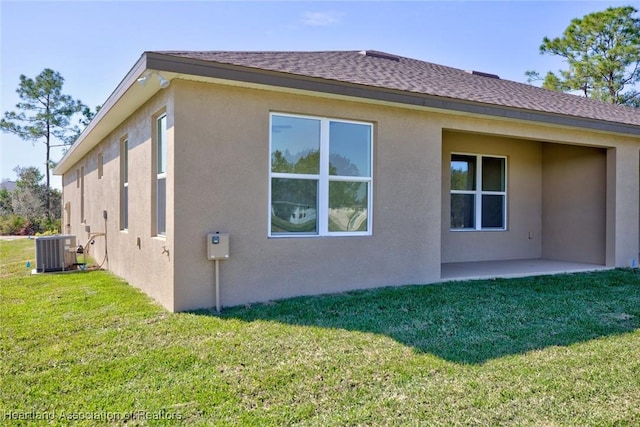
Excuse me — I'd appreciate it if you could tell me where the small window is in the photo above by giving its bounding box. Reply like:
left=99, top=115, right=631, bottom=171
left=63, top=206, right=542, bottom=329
left=120, top=138, right=129, bottom=230
left=450, top=153, right=506, bottom=230
left=80, top=166, right=85, bottom=223
left=269, top=113, right=373, bottom=237
left=98, top=153, right=104, bottom=179
left=155, top=113, right=167, bottom=236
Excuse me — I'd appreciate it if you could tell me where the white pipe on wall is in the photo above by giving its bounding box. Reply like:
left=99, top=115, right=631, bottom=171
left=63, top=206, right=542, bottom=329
left=215, top=259, right=221, bottom=313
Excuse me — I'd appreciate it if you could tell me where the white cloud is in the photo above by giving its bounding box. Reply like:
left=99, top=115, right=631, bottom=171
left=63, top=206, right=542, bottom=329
left=302, top=11, right=341, bottom=27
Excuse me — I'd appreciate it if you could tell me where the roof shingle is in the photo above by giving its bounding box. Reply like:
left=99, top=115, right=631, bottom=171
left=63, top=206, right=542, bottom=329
left=156, top=50, right=640, bottom=128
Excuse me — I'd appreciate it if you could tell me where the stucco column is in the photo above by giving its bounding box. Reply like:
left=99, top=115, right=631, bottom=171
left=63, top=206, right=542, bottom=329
left=606, top=146, right=640, bottom=267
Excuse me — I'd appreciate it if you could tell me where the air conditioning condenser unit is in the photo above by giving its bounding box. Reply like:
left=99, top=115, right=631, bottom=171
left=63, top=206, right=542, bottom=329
left=34, top=235, right=77, bottom=273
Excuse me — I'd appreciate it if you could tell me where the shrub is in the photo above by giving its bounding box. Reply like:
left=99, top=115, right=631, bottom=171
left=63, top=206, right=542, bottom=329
left=0, top=215, right=60, bottom=236
left=0, top=215, right=27, bottom=235
left=35, top=217, right=61, bottom=235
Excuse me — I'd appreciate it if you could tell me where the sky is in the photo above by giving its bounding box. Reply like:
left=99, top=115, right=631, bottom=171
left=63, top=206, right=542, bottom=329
left=1, top=0, right=638, bottom=189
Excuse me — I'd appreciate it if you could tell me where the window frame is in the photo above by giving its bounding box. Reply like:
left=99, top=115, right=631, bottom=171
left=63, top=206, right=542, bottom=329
left=450, top=152, right=507, bottom=231
left=120, top=137, right=129, bottom=231
left=80, top=166, right=85, bottom=223
left=268, top=112, right=374, bottom=238
left=97, top=152, right=104, bottom=179
left=153, top=112, right=167, bottom=237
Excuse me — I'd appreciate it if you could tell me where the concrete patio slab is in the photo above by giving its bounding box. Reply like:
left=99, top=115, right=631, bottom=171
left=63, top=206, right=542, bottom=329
left=441, top=258, right=611, bottom=281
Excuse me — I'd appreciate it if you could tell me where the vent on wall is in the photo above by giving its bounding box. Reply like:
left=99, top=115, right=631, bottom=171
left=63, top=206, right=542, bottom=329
left=35, top=235, right=77, bottom=272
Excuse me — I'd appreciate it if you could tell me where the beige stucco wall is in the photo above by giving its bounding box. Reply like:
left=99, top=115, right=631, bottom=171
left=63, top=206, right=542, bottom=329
left=541, top=144, right=606, bottom=264
left=441, top=131, right=543, bottom=263
left=61, top=77, right=640, bottom=312
left=171, top=80, right=443, bottom=311
left=61, top=89, right=177, bottom=310
left=606, top=143, right=640, bottom=267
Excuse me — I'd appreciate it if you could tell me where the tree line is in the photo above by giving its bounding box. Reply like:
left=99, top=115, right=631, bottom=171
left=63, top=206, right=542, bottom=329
left=0, top=167, right=61, bottom=235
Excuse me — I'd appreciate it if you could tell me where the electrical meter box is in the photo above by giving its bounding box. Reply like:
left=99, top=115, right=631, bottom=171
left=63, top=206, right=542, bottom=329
left=207, top=233, right=229, bottom=260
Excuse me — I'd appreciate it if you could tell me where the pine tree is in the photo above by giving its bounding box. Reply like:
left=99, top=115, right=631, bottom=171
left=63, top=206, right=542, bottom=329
left=526, top=6, right=640, bottom=107
left=1, top=69, right=88, bottom=218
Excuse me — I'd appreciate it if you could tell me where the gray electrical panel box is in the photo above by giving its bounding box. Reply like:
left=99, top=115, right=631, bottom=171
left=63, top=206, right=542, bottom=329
left=207, top=233, right=229, bottom=260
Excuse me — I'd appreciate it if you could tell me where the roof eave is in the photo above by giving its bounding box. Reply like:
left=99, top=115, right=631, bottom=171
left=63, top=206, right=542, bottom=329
left=55, top=52, right=639, bottom=176
left=145, top=52, right=640, bottom=136
left=54, top=53, right=152, bottom=175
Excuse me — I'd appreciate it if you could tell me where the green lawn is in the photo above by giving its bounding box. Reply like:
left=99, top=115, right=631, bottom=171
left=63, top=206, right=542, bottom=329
left=1, top=238, right=639, bottom=426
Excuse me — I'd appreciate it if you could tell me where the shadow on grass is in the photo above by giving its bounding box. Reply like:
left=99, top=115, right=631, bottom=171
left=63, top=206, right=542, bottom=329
left=195, top=269, right=640, bottom=364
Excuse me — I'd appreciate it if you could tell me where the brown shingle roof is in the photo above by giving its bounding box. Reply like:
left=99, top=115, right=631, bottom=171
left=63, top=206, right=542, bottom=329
left=156, top=50, right=640, bottom=128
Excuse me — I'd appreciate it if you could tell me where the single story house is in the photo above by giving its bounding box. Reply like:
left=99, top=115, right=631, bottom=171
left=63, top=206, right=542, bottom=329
left=54, top=50, right=640, bottom=312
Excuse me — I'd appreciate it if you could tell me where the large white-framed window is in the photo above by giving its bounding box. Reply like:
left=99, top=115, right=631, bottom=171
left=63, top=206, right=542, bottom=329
left=450, top=153, right=507, bottom=231
left=120, top=137, right=129, bottom=231
left=154, top=113, right=167, bottom=237
left=269, top=113, right=373, bottom=237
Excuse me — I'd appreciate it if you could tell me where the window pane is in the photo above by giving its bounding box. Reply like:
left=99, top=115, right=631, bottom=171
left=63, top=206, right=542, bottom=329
left=157, top=115, right=167, bottom=174
left=122, top=185, right=128, bottom=230
left=271, top=178, right=318, bottom=234
left=157, top=177, right=166, bottom=235
left=451, top=194, right=475, bottom=229
left=329, top=181, right=368, bottom=232
left=451, top=154, right=476, bottom=191
left=98, top=153, right=103, bottom=179
left=481, top=195, right=504, bottom=228
left=329, top=122, right=371, bottom=177
left=271, top=115, right=320, bottom=174
left=123, top=140, right=128, bottom=183
left=482, top=157, right=505, bottom=191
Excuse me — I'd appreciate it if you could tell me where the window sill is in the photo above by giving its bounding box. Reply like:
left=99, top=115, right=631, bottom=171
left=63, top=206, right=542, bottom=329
left=268, top=233, right=373, bottom=238
left=450, top=228, right=507, bottom=232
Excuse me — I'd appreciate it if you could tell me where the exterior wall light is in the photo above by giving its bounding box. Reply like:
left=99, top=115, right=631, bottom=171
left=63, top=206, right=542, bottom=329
left=136, top=71, right=170, bottom=89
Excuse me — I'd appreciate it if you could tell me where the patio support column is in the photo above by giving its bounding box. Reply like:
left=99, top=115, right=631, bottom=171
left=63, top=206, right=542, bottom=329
left=606, top=146, right=640, bottom=267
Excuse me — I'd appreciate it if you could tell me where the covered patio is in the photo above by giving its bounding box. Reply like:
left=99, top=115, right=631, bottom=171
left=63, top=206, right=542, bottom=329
left=440, top=131, right=612, bottom=281
left=441, top=258, right=611, bottom=281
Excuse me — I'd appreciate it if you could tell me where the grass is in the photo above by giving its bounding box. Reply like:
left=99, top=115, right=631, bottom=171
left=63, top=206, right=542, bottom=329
left=1, top=238, right=639, bottom=426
